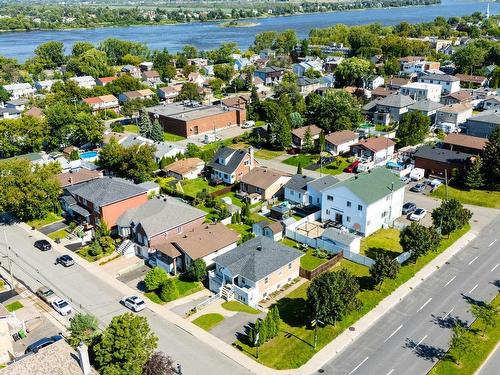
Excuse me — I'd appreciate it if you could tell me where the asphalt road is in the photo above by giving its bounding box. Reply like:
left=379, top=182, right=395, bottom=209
left=478, top=345, right=500, bottom=375
left=320, top=214, right=500, bottom=375
left=0, top=221, right=251, bottom=375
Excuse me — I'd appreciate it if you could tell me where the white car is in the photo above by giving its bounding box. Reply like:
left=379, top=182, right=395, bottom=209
left=121, top=296, right=146, bottom=312
left=409, top=208, right=427, bottom=221
left=51, top=299, right=72, bottom=316
left=241, top=120, right=255, bottom=129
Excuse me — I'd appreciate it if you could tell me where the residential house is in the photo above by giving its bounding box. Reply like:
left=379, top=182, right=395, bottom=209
left=283, top=174, right=314, bottom=206
left=323, top=56, right=344, bottom=73
left=96, top=76, right=118, bottom=86
left=320, top=74, right=336, bottom=88
left=252, top=220, right=283, bottom=241
left=121, top=65, right=141, bottom=78
left=208, top=146, right=258, bottom=184
left=367, top=75, right=385, bottom=90
left=455, top=74, right=487, bottom=88
left=117, top=196, right=207, bottom=259
left=254, top=66, right=285, bottom=85
left=233, top=57, right=251, bottom=71
left=118, top=89, right=154, bottom=103
left=157, top=86, right=179, bottom=102
left=2, top=83, right=35, bottom=99
left=325, top=130, right=359, bottom=155
left=364, top=93, right=415, bottom=125
left=240, top=167, right=292, bottom=201
left=0, top=107, right=21, bottom=119
left=102, top=131, right=128, bottom=145
left=141, top=70, right=161, bottom=85
left=187, top=72, right=206, bottom=87
left=441, top=90, right=474, bottom=105
left=400, top=82, right=442, bottom=102
left=120, top=135, right=184, bottom=163
left=291, top=124, right=322, bottom=149
left=62, top=177, right=148, bottom=228
left=398, top=56, right=425, bottom=73
left=414, top=145, right=473, bottom=178
left=56, top=169, right=103, bottom=188
left=153, top=222, right=239, bottom=274
left=83, top=95, right=119, bottom=113
left=208, top=236, right=303, bottom=307
left=259, top=49, right=276, bottom=60
left=164, top=157, right=205, bottom=180
left=434, top=103, right=473, bottom=133
left=5, top=98, right=29, bottom=111
left=321, top=43, right=351, bottom=56
left=69, top=76, right=96, bottom=89
left=221, top=95, right=250, bottom=110
left=34, top=79, right=60, bottom=92
left=139, top=62, right=154, bottom=71
left=297, top=77, right=323, bottom=94
left=370, top=87, right=396, bottom=99
left=320, top=168, right=405, bottom=236
left=306, top=175, right=340, bottom=208
left=465, top=110, right=500, bottom=138
left=350, top=137, right=396, bottom=165
left=388, top=78, right=411, bottom=91
left=292, top=60, right=322, bottom=77
left=442, top=133, right=487, bottom=155
left=407, top=99, right=444, bottom=122
left=483, top=96, right=500, bottom=111
left=418, top=74, right=460, bottom=94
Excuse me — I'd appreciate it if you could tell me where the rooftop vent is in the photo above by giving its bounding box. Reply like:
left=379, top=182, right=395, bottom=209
left=256, top=246, right=262, bottom=251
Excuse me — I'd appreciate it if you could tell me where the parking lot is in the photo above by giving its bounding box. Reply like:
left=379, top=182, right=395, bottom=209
left=395, top=181, right=442, bottom=228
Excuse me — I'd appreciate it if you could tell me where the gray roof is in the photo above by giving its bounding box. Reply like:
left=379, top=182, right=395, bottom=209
left=208, top=147, right=249, bottom=174
left=420, top=73, right=459, bottom=82
left=467, top=110, right=500, bottom=125
left=322, top=228, right=359, bottom=245
left=377, top=93, right=415, bottom=108
left=255, top=66, right=285, bottom=74
left=212, top=236, right=302, bottom=282
left=284, top=174, right=314, bottom=194
left=307, top=175, right=340, bottom=193
left=0, top=107, right=21, bottom=116
left=66, top=177, right=147, bottom=207
left=414, top=145, right=473, bottom=164
left=297, top=77, right=320, bottom=86
left=117, top=196, right=206, bottom=238
left=408, top=99, right=444, bottom=112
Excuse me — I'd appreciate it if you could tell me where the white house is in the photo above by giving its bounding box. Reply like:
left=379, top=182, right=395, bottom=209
left=306, top=175, right=341, bottom=208
left=325, top=130, right=359, bottom=155
left=483, top=96, right=500, bottom=111
left=70, top=76, right=96, bottom=89
left=320, top=168, right=405, bottom=236
left=400, top=82, right=442, bottom=102
left=350, top=137, right=396, bottom=165
left=34, top=79, right=61, bottom=92
left=2, top=83, right=35, bottom=99
left=283, top=174, right=315, bottom=206
left=418, top=74, right=460, bottom=94
left=434, top=103, right=473, bottom=133
left=293, top=60, right=323, bottom=77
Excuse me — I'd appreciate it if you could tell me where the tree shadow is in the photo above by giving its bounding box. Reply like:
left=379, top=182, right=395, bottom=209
left=492, top=280, right=500, bottom=289
left=136, top=280, right=146, bottom=292
left=275, top=296, right=309, bottom=328
left=404, top=338, right=445, bottom=362
left=461, top=293, right=486, bottom=308
left=430, top=314, right=466, bottom=329
left=357, top=275, right=375, bottom=291
left=365, top=247, right=402, bottom=259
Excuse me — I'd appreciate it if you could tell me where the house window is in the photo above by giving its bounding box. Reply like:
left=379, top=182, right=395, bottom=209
left=288, top=262, right=292, bottom=269
left=298, top=193, right=301, bottom=198
left=176, top=226, right=182, bottom=234
left=264, top=277, right=269, bottom=284
left=256, top=187, right=261, bottom=193
left=346, top=216, right=351, bottom=223
left=381, top=211, right=388, bottom=218
left=347, top=201, right=351, bottom=207
left=327, top=195, right=334, bottom=201
left=290, top=190, right=294, bottom=196
left=358, top=204, right=363, bottom=211
left=263, top=292, right=268, bottom=298
left=326, top=209, right=330, bottom=215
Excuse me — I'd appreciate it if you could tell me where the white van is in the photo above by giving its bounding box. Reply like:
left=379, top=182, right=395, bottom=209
left=409, top=168, right=425, bottom=181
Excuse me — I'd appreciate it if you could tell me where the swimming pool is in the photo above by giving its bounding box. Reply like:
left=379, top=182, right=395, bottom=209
left=80, top=151, right=98, bottom=159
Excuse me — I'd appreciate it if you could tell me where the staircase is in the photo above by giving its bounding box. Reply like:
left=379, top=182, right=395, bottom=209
left=116, top=239, right=135, bottom=257
left=70, top=224, right=84, bottom=237
left=220, top=285, right=234, bottom=301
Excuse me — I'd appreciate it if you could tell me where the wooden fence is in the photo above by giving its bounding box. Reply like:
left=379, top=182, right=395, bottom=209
left=210, top=185, right=234, bottom=197
left=299, top=252, right=343, bottom=280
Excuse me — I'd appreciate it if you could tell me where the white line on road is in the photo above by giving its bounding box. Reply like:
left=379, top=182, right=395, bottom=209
left=386, top=369, right=394, bottom=375
left=468, top=256, right=479, bottom=265
left=491, top=264, right=499, bottom=272
left=415, top=335, right=427, bottom=349
left=444, top=276, right=456, bottom=287
left=348, top=357, right=369, bottom=374
left=468, top=284, right=478, bottom=294
left=417, top=298, right=432, bottom=312
left=443, top=307, right=455, bottom=320
left=384, top=324, right=403, bottom=343
left=489, top=239, right=497, bottom=247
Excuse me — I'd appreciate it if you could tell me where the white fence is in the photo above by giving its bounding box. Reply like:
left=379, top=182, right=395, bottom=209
left=343, top=249, right=376, bottom=267
left=394, top=251, right=411, bottom=264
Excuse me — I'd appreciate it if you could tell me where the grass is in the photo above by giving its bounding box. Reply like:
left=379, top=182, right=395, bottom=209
left=76, top=245, right=114, bottom=263
left=227, top=223, right=252, bottom=237
left=192, top=313, right=225, bottom=331
left=144, top=291, right=165, bottom=305
left=254, top=148, right=285, bottom=160
left=360, top=228, right=403, bottom=258
left=163, top=131, right=185, bottom=142
left=123, top=124, right=139, bottom=133
left=144, top=278, right=203, bottom=304
left=431, top=185, right=500, bottom=209
left=47, top=228, right=69, bottom=241
left=300, top=250, right=327, bottom=271
left=5, top=301, right=24, bottom=312
left=429, top=295, right=500, bottom=375
left=27, top=212, right=63, bottom=229
left=282, top=154, right=317, bottom=167
left=222, top=301, right=260, bottom=314
left=233, top=224, right=470, bottom=369
left=179, top=178, right=226, bottom=198
left=218, top=191, right=245, bottom=207
left=316, top=156, right=350, bottom=176
left=255, top=121, right=265, bottom=127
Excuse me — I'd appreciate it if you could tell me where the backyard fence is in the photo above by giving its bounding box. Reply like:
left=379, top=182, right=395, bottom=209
left=210, top=185, right=234, bottom=197
left=299, top=252, right=343, bottom=280
left=342, top=249, right=376, bottom=267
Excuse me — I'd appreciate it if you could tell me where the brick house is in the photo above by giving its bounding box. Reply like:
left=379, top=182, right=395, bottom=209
left=414, top=145, right=473, bottom=178
left=208, top=146, right=258, bottom=184
left=442, top=133, right=486, bottom=155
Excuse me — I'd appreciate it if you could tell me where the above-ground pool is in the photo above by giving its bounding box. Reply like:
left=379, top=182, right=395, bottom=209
left=80, top=151, right=98, bottom=160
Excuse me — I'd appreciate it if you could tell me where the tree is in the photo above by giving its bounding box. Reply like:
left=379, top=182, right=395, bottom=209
left=93, top=313, right=158, bottom=375
left=214, top=64, right=234, bottom=83
left=34, top=41, right=65, bottom=68
left=99, top=38, right=149, bottom=65
left=143, top=351, right=177, bottom=375
left=98, top=138, right=125, bottom=172
left=297, top=161, right=303, bottom=175
left=151, top=119, right=164, bottom=142
left=369, top=254, right=400, bottom=289
left=318, top=131, right=325, bottom=152
left=470, top=303, right=497, bottom=337
left=453, top=44, right=487, bottom=75
left=481, top=127, right=500, bottom=191
left=159, top=279, right=179, bottom=302
left=88, top=241, right=103, bottom=256
left=0, top=116, right=48, bottom=157
left=302, top=126, right=315, bottom=153
left=0, top=86, right=10, bottom=102
left=186, top=259, right=207, bottom=282
left=121, top=144, right=157, bottom=183
left=335, top=57, right=373, bottom=87
left=106, top=75, right=145, bottom=97
left=176, top=82, right=201, bottom=102
left=400, top=223, right=441, bottom=261
left=72, top=41, right=94, bottom=57
left=431, top=199, right=472, bottom=236
left=304, top=68, right=321, bottom=79
left=139, top=109, right=153, bottom=138
left=144, top=267, right=169, bottom=292
left=67, top=48, right=112, bottom=78
left=382, top=58, right=400, bottom=76
left=290, top=112, right=305, bottom=128
left=308, top=91, right=362, bottom=133
left=272, top=111, right=292, bottom=150
left=72, top=112, right=104, bottom=146
left=449, top=324, right=475, bottom=365
left=396, top=111, right=430, bottom=146
left=68, top=313, right=99, bottom=347
left=464, top=156, right=484, bottom=189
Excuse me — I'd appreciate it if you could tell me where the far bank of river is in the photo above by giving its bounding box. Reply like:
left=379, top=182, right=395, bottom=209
left=0, top=0, right=496, bottom=62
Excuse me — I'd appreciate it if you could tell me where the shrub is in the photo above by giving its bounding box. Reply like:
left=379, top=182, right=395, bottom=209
left=89, top=241, right=103, bottom=256
left=144, top=267, right=169, bottom=292
left=159, top=279, right=179, bottom=302
left=185, top=259, right=207, bottom=282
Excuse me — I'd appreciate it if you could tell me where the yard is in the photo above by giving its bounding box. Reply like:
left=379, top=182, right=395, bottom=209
left=282, top=154, right=318, bottom=167
left=76, top=245, right=114, bottom=263
left=227, top=223, right=252, bottom=237
left=316, top=157, right=350, bottom=176
left=178, top=178, right=226, bottom=198
left=431, top=185, right=500, bottom=209
left=163, top=131, right=185, bottom=142
left=123, top=124, right=139, bottom=133
left=145, top=277, right=203, bottom=305
left=222, top=301, right=260, bottom=314
left=5, top=301, right=24, bottom=312
left=47, top=228, right=70, bottom=241
left=360, top=228, right=403, bottom=258
left=193, top=313, right=225, bottom=331
left=254, top=148, right=285, bottom=160
left=27, top=212, right=63, bottom=229
left=300, top=250, right=327, bottom=271
left=233, top=225, right=470, bottom=369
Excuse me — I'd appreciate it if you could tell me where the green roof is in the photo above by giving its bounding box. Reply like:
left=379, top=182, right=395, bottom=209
left=333, top=168, right=405, bottom=205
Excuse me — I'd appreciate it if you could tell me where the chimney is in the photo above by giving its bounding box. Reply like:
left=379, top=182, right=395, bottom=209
left=249, top=146, right=254, bottom=168
left=69, top=177, right=73, bottom=185
left=77, top=342, right=91, bottom=375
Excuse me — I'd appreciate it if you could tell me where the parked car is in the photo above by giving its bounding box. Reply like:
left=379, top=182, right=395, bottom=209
left=25, top=335, right=63, bottom=354
left=34, top=240, right=51, bottom=251
left=55, top=255, right=75, bottom=267
left=402, top=202, right=417, bottom=215
left=51, top=298, right=72, bottom=316
left=410, top=183, right=426, bottom=193
left=121, top=295, right=146, bottom=312
left=36, top=286, right=58, bottom=304
left=343, top=160, right=360, bottom=173
left=241, top=120, right=255, bottom=129
left=409, top=208, right=427, bottom=221
left=400, top=176, right=411, bottom=184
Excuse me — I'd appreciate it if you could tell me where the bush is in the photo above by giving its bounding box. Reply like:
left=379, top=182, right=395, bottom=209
left=89, top=241, right=103, bottom=256
left=111, top=122, right=124, bottom=132
left=98, top=235, right=115, bottom=254
left=159, top=279, right=179, bottom=302
left=144, top=267, right=169, bottom=292
left=185, top=259, right=207, bottom=282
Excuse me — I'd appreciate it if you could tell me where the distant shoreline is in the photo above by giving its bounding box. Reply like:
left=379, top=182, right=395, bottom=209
left=219, top=21, right=259, bottom=28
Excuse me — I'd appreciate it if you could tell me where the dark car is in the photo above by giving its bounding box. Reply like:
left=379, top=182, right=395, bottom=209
left=34, top=239, right=51, bottom=251
left=410, top=183, right=426, bottom=193
left=402, top=202, right=417, bottom=215
left=25, top=335, right=63, bottom=354
left=56, top=255, right=75, bottom=267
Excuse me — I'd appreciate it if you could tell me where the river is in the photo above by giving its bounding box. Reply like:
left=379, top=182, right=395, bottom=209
left=0, top=0, right=497, bottom=62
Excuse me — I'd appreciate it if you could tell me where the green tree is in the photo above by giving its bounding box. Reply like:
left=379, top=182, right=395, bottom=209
left=106, top=75, right=145, bottom=97
left=209, top=78, right=224, bottom=96
left=369, top=254, right=400, bottom=289
left=0, top=116, right=48, bottom=157
left=272, top=111, right=292, bottom=150
left=214, top=64, right=234, bottom=83
left=88, top=240, right=103, bottom=256
left=290, top=111, right=305, bottom=128
left=449, top=324, right=475, bottom=365
left=72, top=41, right=94, bottom=57
left=93, top=313, right=158, bottom=375
left=139, top=109, right=153, bottom=138
left=122, top=144, right=157, bottom=183
left=400, top=223, right=441, bottom=261
left=67, top=48, right=112, bottom=78
left=481, top=127, right=500, bottom=191
left=72, top=112, right=104, bottom=146
left=68, top=313, right=99, bottom=347
left=159, top=279, right=179, bottom=302
left=151, top=119, right=164, bottom=142
left=335, top=57, right=373, bottom=87
left=470, top=303, right=497, bottom=337
left=186, top=258, right=207, bottom=282
left=302, top=126, right=315, bottom=153
left=0, top=86, right=11, bottom=102
left=396, top=111, right=430, bottom=146
left=431, top=199, right=472, bottom=236
left=99, top=38, right=149, bottom=65
left=34, top=41, right=65, bottom=68
left=464, top=156, right=484, bottom=189
left=382, top=58, right=400, bottom=76
left=176, top=82, right=201, bottom=102
left=98, top=138, right=125, bottom=172
left=453, top=44, right=487, bottom=75
left=297, top=161, right=303, bottom=175
left=304, top=68, right=321, bottom=79
left=144, top=267, right=169, bottom=292
left=318, top=131, right=326, bottom=152
left=308, top=91, right=362, bottom=133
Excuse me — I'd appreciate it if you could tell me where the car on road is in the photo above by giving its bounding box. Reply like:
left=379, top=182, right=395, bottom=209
left=410, top=183, right=426, bottom=193
left=34, top=239, right=51, bottom=251
left=409, top=208, right=427, bottom=221
left=400, top=176, right=411, bottom=184
left=121, top=295, right=146, bottom=312
left=55, top=255, right=75, bottom=267
left=51, top=298, right=72, bottom=316
left=36, top=286, right=58, bottom=304
left=25, top=335, right=63, bottom=354
left=343, top=160, right=360, bottom=173
left=402, top=202, right=417, bottom=215
left=241, top=120, right=255, bottom=129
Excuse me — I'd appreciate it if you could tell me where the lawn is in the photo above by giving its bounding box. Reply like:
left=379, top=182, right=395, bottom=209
left=144, top=278, right=203, bottom=304
left=179, top=178, right=226, bottom=198
left=316, top=156, right=350, bottom=176
left=192, top=313, right=225, bottom=331
left=300, top=250, right=327, bottom=271
left=163, top=131, right=185, bottom=142
left=360, top=228, right=403, bottom=258
left=123, top=124, right=139, bottom=133
left=5, top=301, right=24, bottom=312
left=218, top=191, right=245, bottom=207
left=429, top=295, right=500, bottom=375
left=431, top=185, right=500, bottom=209
left=254, top=148, right=285, bottom=160
left=47, top=228, right=69, bottom=241
left=27, top=212, right=63, bottom=229
left=233, top=225, right=470, bottom=369
left=282, top=154, right=317, bottom=167
left=222, top=301, right=260, bottom=314
left=227, top=223, right=252, bottom=237
left=76, top=245, right=114, bottom=262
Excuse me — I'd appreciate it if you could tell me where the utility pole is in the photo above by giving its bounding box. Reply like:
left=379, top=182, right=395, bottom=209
left=445, top=169, right=449, bottom=200
left=3, top=230, right=15, bottom=290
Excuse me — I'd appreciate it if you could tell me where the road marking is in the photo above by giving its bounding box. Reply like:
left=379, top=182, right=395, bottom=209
left=386, top=370, right=394, bottom=375
left=348, top=357, right=369, bottom=374
left=417, top=298, right=432, bottom=312
left=468, top=256, right=479, bottom=265
left=489, top=239, right=497, bottom=247
left=491, top=264, right=499, bottom=272
left=443, top=307, right=455, bottom=320
left=415, top=335, right=427, bottom=349
left=468, top=284, right=478, bottom=294
left=444, top=276, right=456, bottom=287
left=384, top=324, right=403, bottom=343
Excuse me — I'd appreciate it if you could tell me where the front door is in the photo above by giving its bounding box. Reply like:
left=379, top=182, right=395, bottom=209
left=335, top=213, right=343, bottom=224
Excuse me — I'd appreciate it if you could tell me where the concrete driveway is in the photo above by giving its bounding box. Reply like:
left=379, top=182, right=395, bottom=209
left=210, top=311, right=265, bottom=344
